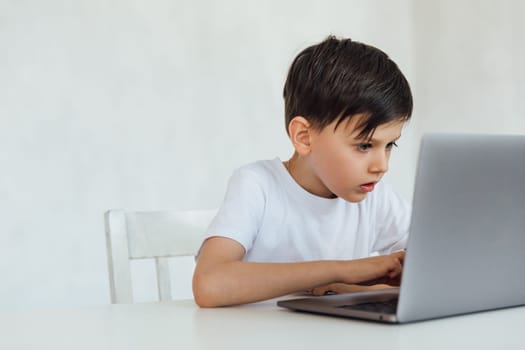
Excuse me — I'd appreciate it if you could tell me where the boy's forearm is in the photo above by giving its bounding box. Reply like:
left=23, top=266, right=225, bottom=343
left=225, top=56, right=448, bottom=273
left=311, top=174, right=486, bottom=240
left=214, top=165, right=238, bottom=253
left=192, top=260, right=343, bottom=307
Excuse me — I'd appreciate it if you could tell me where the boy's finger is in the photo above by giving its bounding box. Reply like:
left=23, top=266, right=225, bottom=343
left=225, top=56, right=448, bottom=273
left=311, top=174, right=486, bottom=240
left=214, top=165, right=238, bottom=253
left=391, top=250, right=406, bottom=264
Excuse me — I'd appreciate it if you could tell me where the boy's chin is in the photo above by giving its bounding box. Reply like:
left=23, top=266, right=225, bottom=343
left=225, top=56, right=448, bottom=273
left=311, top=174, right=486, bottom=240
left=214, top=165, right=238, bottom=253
left=340, top=192, right=368, bottom=203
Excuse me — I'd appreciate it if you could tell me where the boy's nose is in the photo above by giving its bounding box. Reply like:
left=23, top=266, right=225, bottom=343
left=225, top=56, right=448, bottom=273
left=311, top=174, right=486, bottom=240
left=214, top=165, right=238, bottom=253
left=369, top=152, right=389, bottom=174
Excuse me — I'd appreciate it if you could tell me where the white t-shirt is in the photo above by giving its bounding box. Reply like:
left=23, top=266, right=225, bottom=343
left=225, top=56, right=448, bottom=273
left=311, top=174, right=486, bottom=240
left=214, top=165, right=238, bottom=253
left=205, top=158, right=410, bottom=262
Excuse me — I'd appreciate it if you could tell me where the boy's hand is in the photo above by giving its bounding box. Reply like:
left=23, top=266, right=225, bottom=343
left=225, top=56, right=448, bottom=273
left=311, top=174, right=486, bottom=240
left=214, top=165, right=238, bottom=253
left=341, top=250, right=405, bottom=286
left=306, top=251, right=405, bottom=296
left=357, top=274, right=402, bottom=287
left=308, top=283, right=393, bottom=296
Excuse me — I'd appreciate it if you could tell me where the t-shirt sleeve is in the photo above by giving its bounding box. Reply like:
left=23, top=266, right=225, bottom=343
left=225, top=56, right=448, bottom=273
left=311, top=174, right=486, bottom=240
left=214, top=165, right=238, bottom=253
left=203, top=167, right=266, bottom=253
left=371, top=183, right=411, bottom=254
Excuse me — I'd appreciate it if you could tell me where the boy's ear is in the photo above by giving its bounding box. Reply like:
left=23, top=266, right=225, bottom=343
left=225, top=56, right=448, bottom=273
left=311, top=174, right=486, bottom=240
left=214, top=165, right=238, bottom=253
left=288, top=116, right=312, bottom=155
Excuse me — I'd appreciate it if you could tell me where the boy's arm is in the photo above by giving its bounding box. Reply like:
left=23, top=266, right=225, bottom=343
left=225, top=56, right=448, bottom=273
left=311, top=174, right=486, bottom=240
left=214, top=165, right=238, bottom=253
left=192, top=236, right=404, bottom=307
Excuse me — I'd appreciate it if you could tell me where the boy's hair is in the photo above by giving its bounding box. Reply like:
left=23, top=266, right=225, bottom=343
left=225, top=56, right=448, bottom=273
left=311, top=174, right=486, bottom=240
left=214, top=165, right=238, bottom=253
left=283, top=36, right=413, bottom=139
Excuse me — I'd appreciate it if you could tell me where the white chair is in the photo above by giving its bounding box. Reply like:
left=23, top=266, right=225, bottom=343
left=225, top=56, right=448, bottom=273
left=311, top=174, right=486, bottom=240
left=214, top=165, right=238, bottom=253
left=104, top=209, right=217, bottom=303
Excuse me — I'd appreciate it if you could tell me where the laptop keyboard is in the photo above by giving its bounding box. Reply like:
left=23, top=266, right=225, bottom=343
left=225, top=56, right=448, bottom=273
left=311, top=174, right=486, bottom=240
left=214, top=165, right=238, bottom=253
left=337, top=298, right=398, bottom=314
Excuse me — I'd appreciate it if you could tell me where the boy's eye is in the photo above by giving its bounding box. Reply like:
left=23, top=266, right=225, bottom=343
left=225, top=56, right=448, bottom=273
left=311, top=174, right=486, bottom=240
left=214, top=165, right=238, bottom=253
left=358, top=143, right=372, bottom=151
left=386, top=141, right=398, bottom=150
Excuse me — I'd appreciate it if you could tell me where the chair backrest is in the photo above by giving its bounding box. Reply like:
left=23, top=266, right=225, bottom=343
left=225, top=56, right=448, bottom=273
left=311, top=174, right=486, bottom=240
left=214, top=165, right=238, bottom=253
left=104, top=209, right=217, bottom=303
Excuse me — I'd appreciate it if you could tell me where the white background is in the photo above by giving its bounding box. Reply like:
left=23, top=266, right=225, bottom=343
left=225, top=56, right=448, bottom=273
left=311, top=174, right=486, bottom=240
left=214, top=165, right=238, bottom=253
left=1, top=0, right=524, bottom=310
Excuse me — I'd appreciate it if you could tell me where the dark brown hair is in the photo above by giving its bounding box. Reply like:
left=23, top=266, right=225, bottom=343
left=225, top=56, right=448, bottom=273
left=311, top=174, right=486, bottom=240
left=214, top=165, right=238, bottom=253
left=283, top=36, right=413, bottom=138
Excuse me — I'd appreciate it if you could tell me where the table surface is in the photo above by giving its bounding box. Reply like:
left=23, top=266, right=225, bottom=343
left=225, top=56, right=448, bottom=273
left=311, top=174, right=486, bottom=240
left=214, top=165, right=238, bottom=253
left=2, top=297, right=525, bottom=349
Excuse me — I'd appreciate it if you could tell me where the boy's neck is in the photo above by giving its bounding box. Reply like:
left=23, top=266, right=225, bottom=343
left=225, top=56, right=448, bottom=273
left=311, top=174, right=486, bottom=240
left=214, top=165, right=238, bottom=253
left=283, top=153, right=336, bottom=199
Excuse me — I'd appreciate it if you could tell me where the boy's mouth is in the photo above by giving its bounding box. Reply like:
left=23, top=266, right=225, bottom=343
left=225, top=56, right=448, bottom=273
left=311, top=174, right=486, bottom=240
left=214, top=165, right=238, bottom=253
left=359, top=182, right=376, bottom=192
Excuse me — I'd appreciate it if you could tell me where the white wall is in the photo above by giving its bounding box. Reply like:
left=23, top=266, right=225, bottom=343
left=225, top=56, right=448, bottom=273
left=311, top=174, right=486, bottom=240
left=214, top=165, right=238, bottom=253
left=413, top=0, right=525, bottom=136
left=2, top=0, right=523, bottom=311
left=0, top=0, right=414, bottom=310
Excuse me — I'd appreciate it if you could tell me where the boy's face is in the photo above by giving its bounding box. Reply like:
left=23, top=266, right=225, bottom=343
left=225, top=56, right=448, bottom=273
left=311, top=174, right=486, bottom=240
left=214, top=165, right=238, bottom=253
left=302, top=115, right=405, bottom=202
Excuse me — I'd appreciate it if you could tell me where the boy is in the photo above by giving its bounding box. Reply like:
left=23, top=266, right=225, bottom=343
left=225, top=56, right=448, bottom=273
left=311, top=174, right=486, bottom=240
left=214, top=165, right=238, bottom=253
left=193, top=36, right=413, bottom=307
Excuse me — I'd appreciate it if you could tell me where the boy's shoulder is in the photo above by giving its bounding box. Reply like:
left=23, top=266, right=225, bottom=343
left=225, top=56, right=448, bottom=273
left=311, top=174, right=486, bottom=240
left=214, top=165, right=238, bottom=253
left=228, top=158, right=292, bottom=196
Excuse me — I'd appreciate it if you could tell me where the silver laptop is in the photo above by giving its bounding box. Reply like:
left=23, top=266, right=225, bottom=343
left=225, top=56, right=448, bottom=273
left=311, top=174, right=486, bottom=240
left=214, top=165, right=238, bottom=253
left=277, top=133, right=525, bottom=323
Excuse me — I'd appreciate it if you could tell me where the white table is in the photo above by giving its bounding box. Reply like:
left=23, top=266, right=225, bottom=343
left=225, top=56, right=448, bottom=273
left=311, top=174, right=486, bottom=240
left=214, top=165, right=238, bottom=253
left=2, top=298, right=524, bottom=349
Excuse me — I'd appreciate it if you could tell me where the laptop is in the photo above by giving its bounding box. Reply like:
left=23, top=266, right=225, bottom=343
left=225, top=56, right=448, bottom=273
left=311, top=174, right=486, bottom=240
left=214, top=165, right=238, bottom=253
left=277, top=133, right=525, bottom=323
